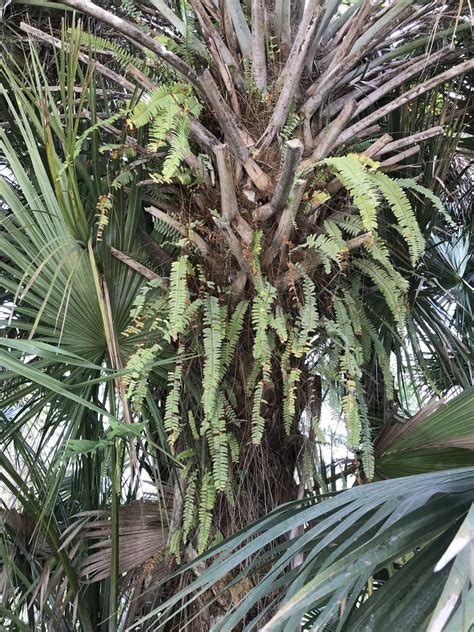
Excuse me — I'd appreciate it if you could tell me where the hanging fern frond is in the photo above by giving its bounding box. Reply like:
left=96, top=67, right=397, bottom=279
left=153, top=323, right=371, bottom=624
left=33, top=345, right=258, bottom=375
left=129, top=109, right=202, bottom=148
left=372, top=171, right=425, bottom=265
left=169, top=526, right=184, bottom=563
left=280, top=112, right=301, bottom=163
left=130, top=83, right=201, bottom=183
left=342, top=379, right=361, bottom=446
left=283, top=366, right=301, bottom=434
left=353, top=259, right=406, bottom=326
left=333, top=298, right=362, bottom=379
left=292, top=272, right=318, bottom=358
left=124, top=342, right=162, bottom=411
left=252, top=279, right=277, bottom=366
left=167, top=254, right=190, bottom=341
left=251, top=379, right=266, bottom=445
left=70, top=112, right=122, bottom=165
left=121, top=0, right=144, bottom=23
left=151, top=214, right=182, bottom=245
left=334, top=214, right=365, bottom=237
left=207, top=421, right=228, bottom=492
left=164, top=351, right=183, bottom=445
left=197, top=471, right=216, bottom=553
left=396, top=178, right=452, bottom=225
left=360, top=310, right=394, bottom=401
left=342, top=292, right=362, bottom=337
left=221, top=300, right=249, bottom=372
left=161, top=118, right=191, bottom=183
left=202, top=294, right=223, bottom=432
left=95, top=193, right=113, bottom=241
left=281, top=112, right=301, bottom=143
left=357, top=387, right=374, bottom=480
left=271, top=305, right=288, bottom=343
left=182, top=468, right=197, bottom=541
left=227, top=432, right=240, bottom=464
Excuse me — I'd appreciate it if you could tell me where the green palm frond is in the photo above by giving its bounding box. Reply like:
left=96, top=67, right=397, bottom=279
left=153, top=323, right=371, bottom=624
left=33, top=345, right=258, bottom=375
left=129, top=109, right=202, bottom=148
left=145, top=467, right=474, bottom=631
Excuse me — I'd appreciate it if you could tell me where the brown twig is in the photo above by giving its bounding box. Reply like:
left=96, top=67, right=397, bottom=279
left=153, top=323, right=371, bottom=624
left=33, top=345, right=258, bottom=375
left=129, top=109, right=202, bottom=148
left=110, top=247, right=167, bottom=285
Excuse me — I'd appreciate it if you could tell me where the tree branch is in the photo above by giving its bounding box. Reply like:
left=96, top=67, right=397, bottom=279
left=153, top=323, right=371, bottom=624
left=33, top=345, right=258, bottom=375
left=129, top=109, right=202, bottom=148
left=137, top=227, right=172, bottom=271
left=258, top=139, right=304, bottom=220
left=145, top=206, right=210, bottom=257
left=189, top=0, right=242, bottom=113
left=376, top=126, right=444, bottom=156
left=110, top=247, right=167, bottom=285
left=20, top=22, right=135, bottom=92
left=264, top=179, right=306, bottom=266
left=199, top=70, right=272, bottom=192
left=258, top=0, right=322, bottom=149
left=251, top=0, right=267, bottom=93
left=55, top=0, right=201, bottom=88
left=336, top=58, right=474, bottom=148
left=351, top=48, right=450, bottom=119
left=307, top=99, right=356, bottom=162
left=379, top=145, right=421, bottom=167
left=215, top=144, right=239, bottom=223
left=213, top=217, right=251, bottom=278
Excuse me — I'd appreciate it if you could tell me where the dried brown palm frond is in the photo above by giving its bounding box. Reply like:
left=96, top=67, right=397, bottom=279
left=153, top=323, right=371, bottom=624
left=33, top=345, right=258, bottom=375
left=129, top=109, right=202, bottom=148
left=73, top=501, right=169, bottom=582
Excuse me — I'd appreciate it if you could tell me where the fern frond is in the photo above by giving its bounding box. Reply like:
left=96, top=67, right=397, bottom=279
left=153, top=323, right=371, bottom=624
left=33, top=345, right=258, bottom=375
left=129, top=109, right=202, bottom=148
left=354, top=259, right=406, bottom=326
left=280, top=112, right=301, bottom=163
left=124, top=342, right=162, bottom=411
left=252, top=280, right=276, bottom=366
left=121, top=0, right=144, bottom=23
left=319, top=155, right=380, bottom=235
left=182, top=469, right=197, bottom=541
left=342, top=379, right=360, bottom=446
left=71, top=113, right=122, bottom=164
left=79, top=32, right=149, bottom=74
left=281, top=112, right=300, bottom=142
left=251, top=379, right=266, bottom=445
left=301, top=233, right=341, bottom=273
left=202, top=294, right=223, bottom=431
left=342, top=293, right=362, bottom=337
left=169, top=527, right=183, bottom=563
left=167, top=255, right=190, bottom=341
left=227, top=432, right=240, bottom=464
left=270, top=305, right=288, bottom=343
left=357, top=388, right=374, bottom=480
left=292, top=272, right=318, bottom=357
left=396, top=178, right=452, bottom=225
left=283, top=366, right=301, bottom=434
left=334, top=214, right=365, bottom=237
left=164, top=352, right=183, bottom=445
left=95, top=193, right=113, bottom=241
left=222, top=390, right=239, bottom=427
left=368, top=238, right=409, bottom=293
left=132, top=85, right=180, bottom=129
left=221, top=300, right=249, bottom=372
left=165, top=118, right=191, bottom=182
left=207, top=394, right=228, bottom=491
left=323, top=219, right=348, bottom=251
left=372, top=171, right=425, bottom=265
left=333, top=298, right=362, bottom=377
left=360, top=310, right=394, bottom=400
left=197, top=471, right=216, bottom=553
